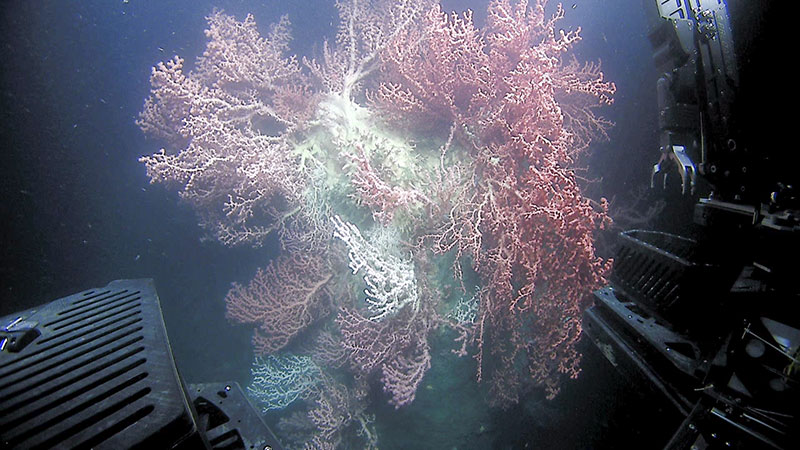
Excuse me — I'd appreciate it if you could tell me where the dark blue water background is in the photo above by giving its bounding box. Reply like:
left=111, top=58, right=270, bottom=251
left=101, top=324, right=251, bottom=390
left=1, top=1, right=782, bottom=448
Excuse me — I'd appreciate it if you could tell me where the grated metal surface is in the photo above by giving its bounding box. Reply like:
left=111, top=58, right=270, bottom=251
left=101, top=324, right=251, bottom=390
left=0, top=279, right=195, bottom=449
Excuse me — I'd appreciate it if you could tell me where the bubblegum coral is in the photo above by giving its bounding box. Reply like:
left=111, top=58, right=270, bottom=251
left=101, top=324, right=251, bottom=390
left=336, top=301, right=436, bottom=408
left=138, top=0, right=617, bottom=428
left=137, top=11, right=314, bottom=246
left=343, top=144, right=428, bottom=224
left=377, top=0, right=615, bottom=405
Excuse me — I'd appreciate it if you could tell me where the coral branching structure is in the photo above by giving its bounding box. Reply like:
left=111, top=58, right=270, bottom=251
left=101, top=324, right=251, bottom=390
left=137, top=0, right=616, bottom=446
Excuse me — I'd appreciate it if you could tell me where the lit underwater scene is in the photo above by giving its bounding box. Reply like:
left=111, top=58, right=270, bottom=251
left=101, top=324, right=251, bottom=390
left=136, top=1, right=616, bottom=448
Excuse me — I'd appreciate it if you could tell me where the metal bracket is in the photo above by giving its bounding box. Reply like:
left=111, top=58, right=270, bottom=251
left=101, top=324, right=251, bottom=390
left=652, top=145, right=697, bottom=195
